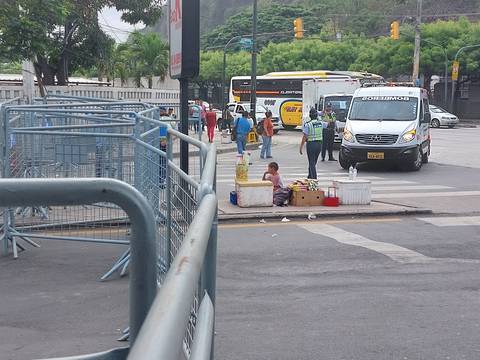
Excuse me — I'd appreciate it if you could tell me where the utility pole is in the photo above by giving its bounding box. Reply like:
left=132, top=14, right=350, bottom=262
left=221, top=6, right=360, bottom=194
left=22, top=61, right=35, bottom=104
left=250, top=0, right=258, bottom=122
left=412, top=0, right=422, bottom=85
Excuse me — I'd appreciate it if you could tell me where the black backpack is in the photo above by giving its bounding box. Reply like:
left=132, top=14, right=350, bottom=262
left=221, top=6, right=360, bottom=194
left=256, top=119, right=265, bottom=135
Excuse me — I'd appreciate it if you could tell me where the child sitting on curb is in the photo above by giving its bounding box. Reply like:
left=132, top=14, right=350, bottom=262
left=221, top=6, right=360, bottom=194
left=262, top=162, right=283, bottom=191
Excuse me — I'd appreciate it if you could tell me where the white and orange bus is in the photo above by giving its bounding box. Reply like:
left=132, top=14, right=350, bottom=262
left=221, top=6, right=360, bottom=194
left=229, top=70, right=383, bottom=130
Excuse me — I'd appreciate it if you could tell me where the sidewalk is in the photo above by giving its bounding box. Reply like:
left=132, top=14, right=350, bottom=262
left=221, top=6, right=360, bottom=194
left=458, top=118, right=479, bottom=128
left=218, top=199, right=431, bottom=222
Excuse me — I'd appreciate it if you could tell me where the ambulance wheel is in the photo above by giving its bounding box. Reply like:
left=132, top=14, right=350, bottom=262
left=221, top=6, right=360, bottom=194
left=422, top=148, right=429, bottom=164
left=406, top=146, right=423, bottom=171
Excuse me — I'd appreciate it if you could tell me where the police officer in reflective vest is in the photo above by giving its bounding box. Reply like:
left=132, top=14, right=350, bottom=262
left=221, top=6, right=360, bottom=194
left=300, top=108, right=323, bottom=179
left=321, top=103, right=337, bottom=161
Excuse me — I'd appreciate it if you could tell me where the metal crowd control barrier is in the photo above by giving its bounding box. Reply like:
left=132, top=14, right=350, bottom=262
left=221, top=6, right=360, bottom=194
left=0, top=96, right=217, bottom=359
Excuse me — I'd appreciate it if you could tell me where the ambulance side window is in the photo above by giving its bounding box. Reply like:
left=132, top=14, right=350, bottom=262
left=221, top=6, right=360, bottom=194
left=419, top=100, right=424, bottom=123
left=423, top=97, right=430, bottom=115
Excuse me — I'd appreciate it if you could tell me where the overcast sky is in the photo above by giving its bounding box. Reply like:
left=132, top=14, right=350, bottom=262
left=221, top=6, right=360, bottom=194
left=99, top=7, right=143, bottom=43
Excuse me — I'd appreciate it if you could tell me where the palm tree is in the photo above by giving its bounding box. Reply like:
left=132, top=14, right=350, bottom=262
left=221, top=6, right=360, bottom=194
left=129, top=31, right=169, bottom=89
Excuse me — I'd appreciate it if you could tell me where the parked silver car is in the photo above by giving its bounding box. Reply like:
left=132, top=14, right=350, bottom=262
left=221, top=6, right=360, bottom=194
left=429, top=105, right=459, bottom=128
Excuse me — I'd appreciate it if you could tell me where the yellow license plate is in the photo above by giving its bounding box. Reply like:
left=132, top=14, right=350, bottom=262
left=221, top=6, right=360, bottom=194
left=367, top=152, right=385, bottom=160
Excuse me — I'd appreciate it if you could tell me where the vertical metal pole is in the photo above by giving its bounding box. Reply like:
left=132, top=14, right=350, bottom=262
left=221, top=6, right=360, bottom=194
left=1, top=106, right=9, bottom=256
left=133, top=116, right=142, bottom=193
left=222, top=50, right=227, bottom=119
left=180, top=78, right=189, bottom=174
left=250, top=0, right=258, bottom=121
left=412, top=0, right=422, bottom=84
left=444, top=52, right=448, bottom=107
left=165, top=130, right=173, bottom=267
left=451, top=55, right=458, bottom=113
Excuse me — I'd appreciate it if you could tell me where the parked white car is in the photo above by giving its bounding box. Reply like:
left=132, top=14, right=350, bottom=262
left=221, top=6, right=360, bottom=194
left=227, top=102, right=281, bottom=134
left=429, top=105, right=459, bottom=128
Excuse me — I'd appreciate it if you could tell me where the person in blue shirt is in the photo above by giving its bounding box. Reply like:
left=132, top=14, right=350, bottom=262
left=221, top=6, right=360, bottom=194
left=234, top=111, right=252, bottom=154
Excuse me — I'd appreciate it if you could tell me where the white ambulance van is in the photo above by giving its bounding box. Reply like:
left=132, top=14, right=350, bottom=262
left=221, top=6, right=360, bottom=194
left=339, top=86, right=431, bottom=171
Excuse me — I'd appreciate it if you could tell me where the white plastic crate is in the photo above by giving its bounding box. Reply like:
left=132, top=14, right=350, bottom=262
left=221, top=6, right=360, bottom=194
left=235, top=180, right=273, bottom=207
left=333, top=179, right=371, bottom=205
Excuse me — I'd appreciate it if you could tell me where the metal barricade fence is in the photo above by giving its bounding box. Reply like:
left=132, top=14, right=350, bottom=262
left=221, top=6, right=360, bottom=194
left=0, top=97, right=217, bottom=360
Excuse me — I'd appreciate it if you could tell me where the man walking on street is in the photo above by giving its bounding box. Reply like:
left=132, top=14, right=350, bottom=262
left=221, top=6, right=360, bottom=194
left=300, top=108, right=323, bottom=179
left=321, top=103, right=337, bottom=161
left=235, top=111, right=252, bottom=155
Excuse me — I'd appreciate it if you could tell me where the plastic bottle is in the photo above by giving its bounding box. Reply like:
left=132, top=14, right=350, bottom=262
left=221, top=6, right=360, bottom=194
left=348, top=165, right=354, bottom=180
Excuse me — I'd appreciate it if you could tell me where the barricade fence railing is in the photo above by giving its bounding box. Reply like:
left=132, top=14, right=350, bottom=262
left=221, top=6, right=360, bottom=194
left=0, top=96, right=217, bottom=360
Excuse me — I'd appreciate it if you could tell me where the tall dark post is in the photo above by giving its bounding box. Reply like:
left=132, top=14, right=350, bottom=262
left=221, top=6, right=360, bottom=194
left=250, top=0, right=258, bottom=121
left=222, top=50, right=227, bottom=119
left=180, top=78, right=189, bottom=173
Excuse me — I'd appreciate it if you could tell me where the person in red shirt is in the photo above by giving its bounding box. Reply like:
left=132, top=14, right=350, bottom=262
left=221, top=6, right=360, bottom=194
left=205, top=108, right=217, bottom=143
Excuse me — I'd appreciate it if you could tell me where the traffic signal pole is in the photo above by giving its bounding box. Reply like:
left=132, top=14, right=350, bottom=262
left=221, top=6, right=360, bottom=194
left=450, top=44, right=480, bottom=112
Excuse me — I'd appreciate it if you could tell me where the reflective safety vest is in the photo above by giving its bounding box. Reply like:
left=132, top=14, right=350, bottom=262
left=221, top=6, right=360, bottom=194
left=304, top=119, right=323, bottom=142
left=322, top=112, right=336, bottom=131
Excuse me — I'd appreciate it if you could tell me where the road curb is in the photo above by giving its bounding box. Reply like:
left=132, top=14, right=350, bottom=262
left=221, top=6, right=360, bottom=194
left=218, top=207, right=433, bottom=223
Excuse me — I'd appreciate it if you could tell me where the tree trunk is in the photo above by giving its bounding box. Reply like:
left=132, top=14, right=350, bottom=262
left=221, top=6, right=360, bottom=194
left=56, top=53, right=68, bottom=86
left=35, top=57, right=56, bottom=86
left=148, top=76, right=153, bottom=89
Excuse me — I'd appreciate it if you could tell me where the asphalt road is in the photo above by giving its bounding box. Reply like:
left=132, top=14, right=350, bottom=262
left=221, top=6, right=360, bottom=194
left=217, top=127, right=480, bottom=214
left=215, top=216, right=480, bottom=359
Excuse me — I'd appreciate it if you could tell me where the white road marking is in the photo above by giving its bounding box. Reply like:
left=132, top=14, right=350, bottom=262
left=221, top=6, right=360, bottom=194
left=372, top=185, right=452, bottom=192
left=299, top=223, right=433, bottom=264
left=217, top=177, right=383, bottom=184
left=418, top=216, right=480, bottom=227
left=373, top=191, right=480, bottom=199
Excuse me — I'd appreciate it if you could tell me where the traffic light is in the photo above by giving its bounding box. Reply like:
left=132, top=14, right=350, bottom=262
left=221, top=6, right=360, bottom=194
left=294, top=18, right=304, bottom=39
left=390, top=21, right=400, bottom=40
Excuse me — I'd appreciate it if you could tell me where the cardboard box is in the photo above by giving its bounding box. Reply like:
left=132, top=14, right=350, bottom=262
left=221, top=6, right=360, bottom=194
left=290, top=190, right=324, bottom=206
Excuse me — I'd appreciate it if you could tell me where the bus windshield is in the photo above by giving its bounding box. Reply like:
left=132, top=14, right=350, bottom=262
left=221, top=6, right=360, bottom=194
left=324, top=96, right=352, bottom=122
left=349, top=96, right=418, bottom=121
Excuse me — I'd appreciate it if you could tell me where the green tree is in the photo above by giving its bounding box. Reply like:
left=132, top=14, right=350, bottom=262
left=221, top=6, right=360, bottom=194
left=201, top=4, right=322, bottom=50
left=0, top=0, right=162, bottom=86
left=127, top=32, right=169, bottom=89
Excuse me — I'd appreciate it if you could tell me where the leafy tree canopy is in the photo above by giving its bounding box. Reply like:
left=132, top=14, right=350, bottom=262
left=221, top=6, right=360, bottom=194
left=0, top=0, right=162, bottom=86
left=201, top=4, right=322, bottom=50
left=199, top=19, right=480, bottom=85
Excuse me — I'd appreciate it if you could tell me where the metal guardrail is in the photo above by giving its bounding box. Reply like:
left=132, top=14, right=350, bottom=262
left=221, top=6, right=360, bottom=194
left=0, top=178, right=157, bottom=347
left=0, top=97, right=217, bottom=359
